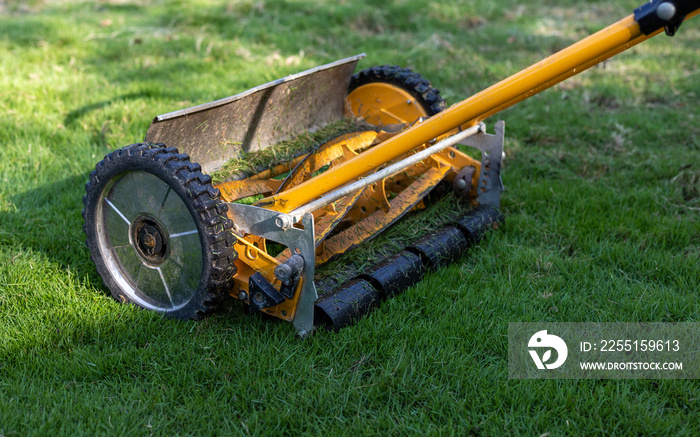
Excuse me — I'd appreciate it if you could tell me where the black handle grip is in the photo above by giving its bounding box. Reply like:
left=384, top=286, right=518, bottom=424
left=634, top=0, right=700, bottom=36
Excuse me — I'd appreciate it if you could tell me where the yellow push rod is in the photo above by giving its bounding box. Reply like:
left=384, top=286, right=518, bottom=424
left=260, top=11, right=697, bottom=214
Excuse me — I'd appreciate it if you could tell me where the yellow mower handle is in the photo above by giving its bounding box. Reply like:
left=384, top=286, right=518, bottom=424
left=258, top=2, right=700, bottom=214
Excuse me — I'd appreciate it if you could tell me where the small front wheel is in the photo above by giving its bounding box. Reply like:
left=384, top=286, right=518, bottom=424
left=82, top=144, right=238, bottom=319
left=347, top=65, right=446, bottom=125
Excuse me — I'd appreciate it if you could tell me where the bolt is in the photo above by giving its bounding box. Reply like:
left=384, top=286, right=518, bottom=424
left=275, top=264, right=292, bottom=281
left=253, top=292, right=264, bottom=303
left=455, top=178, right=468, bottom=191
left=657, top=2, right=676, bottom=21
left=238, top=291, right=248, bottom=301
left=275, top=214, right=292, bottom=230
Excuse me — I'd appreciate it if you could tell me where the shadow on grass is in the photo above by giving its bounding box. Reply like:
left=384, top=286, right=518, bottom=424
left=1, top=172, right=97, bottom=278
left=64, top=91, right=182, bottom=127
left=0, top=15, right=60, bottom=46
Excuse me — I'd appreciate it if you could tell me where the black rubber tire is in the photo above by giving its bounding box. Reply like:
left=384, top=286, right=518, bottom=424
left=82, top=143, right=238, bottom=320
left=348, top=65, right=446, bottom=116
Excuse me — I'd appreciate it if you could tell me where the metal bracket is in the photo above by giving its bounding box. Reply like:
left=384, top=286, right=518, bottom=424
left=226, top=202, right=318, bottom=338
left=458, top=120, right=505, bottom=208
left=248, top=272, right=286, bottom=311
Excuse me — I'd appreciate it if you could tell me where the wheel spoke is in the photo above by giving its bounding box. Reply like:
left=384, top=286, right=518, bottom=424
left=135, top=263, right=144, bottom=288
left=157, top=187, right=172, bottom=219
left=156, top=267, right=175, bottom=308
left=105, top=198, right=130, bottom=225
left=104, top=203, right=130, bottom=248
left=105, top=172, right=140, bottom=223
left=112, top=246, right=143, bottom=284
left=170, top=230, right=198, bottom=238
left=167, top=232, right=202, bottom=269
left=135, top=265, right=170, bottom=309
left=131, top=172, right=171, bottom=218
left=158, top=187, right=198, bottom=236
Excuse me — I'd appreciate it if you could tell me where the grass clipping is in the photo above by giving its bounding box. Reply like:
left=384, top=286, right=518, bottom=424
left=210, top=118, right=373, bottom=183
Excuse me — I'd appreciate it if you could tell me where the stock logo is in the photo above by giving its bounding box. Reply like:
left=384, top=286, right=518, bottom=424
left=528, top=330, right=568, bottom=370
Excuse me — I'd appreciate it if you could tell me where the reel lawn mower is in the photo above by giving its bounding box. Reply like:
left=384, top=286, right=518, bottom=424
left=82, top=0, right=700, bottom=336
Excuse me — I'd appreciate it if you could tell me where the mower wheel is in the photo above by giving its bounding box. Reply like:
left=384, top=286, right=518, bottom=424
left=347, top=65, right=446, bottom=125
left=82, top=144, right=237, bottom=319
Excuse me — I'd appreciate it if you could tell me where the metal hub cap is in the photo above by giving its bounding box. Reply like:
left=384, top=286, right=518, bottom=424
left=132, top=216, right=168, bottom=265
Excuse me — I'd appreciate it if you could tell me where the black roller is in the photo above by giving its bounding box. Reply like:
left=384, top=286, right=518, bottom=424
left=453, top=205, right=504, bottom=242
left=407, top=226, right=468, bottom=270
left=359, top=251, right=424, bottom=298
left=314, top=279, right=380, bottom=331
left=313, top=206, right=505, bottom=331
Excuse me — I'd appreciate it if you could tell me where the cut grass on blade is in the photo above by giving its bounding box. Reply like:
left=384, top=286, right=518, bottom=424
left=210, top=117, right=372, bottom=182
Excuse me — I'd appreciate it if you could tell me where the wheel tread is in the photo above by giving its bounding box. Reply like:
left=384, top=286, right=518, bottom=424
left=82, top=142, right=237, bottom=320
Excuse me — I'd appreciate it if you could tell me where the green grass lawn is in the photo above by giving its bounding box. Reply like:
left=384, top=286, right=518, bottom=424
left=1, top=0, right=699, bottom=435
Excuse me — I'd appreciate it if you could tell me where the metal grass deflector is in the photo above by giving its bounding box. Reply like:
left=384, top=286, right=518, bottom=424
left=145, top=54, right=366, bottom=174
left=83, top=1, right=700, bottom=336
